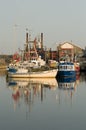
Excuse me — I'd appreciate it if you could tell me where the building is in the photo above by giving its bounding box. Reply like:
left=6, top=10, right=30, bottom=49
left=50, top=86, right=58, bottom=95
left=57, top=42, right=83, bottom=62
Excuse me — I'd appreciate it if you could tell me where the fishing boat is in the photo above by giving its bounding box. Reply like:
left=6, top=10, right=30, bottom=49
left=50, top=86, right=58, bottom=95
left=7, top=61, right=58, bottom=78
left=7, top=67, right=57, bottom=78
left=57, top=62, right=76, bottom=77
left=7, top=31, right=58, bottom=78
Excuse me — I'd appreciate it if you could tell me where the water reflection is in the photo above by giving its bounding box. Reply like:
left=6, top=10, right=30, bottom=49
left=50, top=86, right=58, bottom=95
left=7, top=78, right=58, bottom=112
left=6, top=75, right=81, bottom=111
left=58, top=76, right=76, bottom=90
left=0, top=70, right=6, bottom=76
left=56, top=75, right=80, bottom=102
left=2, top=73, right=86, bottom=129
left=79, top=72, right=86, bottom=82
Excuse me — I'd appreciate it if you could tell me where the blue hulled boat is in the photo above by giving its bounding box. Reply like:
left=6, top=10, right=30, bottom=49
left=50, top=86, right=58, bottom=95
left=57, top=62, right=76, bottom=77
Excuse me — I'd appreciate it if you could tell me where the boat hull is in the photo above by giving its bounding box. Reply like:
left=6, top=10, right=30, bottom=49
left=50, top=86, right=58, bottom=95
left=7, top=69, right=58, bottom=78
left=58, top=62, right=76, bottom=77
left=58, top=71, right=76, bottom=77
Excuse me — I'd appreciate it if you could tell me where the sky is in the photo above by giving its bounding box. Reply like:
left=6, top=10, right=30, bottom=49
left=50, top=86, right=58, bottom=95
left=0, top=0, right=86, bottom=54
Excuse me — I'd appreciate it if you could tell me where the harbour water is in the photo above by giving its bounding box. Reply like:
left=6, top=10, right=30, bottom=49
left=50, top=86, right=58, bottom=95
left=0, top=70, right=86, bottom=130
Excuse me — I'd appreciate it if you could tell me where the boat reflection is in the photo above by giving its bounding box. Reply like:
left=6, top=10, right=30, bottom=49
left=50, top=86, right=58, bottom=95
left=7, top=78, right=58, bottom=112
left=55, top=76, right=80, bottom=105
left=7, top=75, right=81, bottom=114
left=7, top=78, right=58, bottom=89
left=57, top=76, right=76, bottom=90
left=56, top=76, right=80, bottom=100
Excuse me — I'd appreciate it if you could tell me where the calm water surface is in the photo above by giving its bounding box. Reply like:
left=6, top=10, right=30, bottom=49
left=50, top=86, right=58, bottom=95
left=0, top=71, right=86, bottom=130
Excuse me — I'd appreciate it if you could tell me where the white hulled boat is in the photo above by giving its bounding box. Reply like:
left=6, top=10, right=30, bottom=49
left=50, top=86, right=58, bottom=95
left=7, top=67, right=57, bottom=78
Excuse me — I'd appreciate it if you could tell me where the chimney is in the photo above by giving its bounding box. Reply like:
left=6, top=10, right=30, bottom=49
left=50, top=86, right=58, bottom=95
left=26, top=32, right=28, bottom=43
left=41, top=33, right=43, bottom=49
left=25, top=32, right=28, bottom=52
